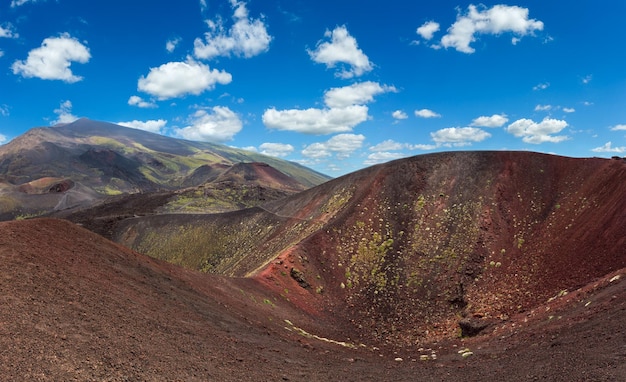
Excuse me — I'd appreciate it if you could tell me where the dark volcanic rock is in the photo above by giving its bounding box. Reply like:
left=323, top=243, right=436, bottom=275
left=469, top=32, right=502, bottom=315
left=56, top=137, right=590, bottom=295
left=459, top=317, right=490, bottom=337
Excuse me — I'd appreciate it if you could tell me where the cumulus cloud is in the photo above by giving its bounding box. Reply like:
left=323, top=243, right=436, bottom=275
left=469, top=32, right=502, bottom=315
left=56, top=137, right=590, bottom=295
left=324, top=81, right=397, bottom=108
left=194, top=0, right=272, bottom=59
left=175, top=106, right=242, bottom=142
left=610, top=124, right=626, bottom=131
left=591, top=142, right=626, bottom=154
left=12, top=33, right=91, bottom=83
left=0, top=134, right=6, bottom=144
left=308, top=25, right=373, bottom=79
left=364, top=151, right=405, bottom=165
left=52, top=100, right=78, bottom=125
left=263, top=81, right=394, bottom=135
left=471, top=114, right=508, bottom=128
left=263, top=105, right=368, bottom=135
left=138, top=58, right=232, bottom=100
left=392, top=110, right=408, bottom=120
left=415, top=108, right=441, bottom=118
left=582, top=74, right=592, bottom=84
left=533, top=82, right=549, bottom=91
left=127, top=95, right=157, bottom=109
left=416, top=21, right=440, bottom=40
left=370, top=139, right=405, bottom=152
left=562, top=107, right=575, bottom=113
left=117, top=119, right=167, bottom=134
left=259, top=142, right=294, bottom=157
left=438, top=4, right=544, bottom=53
left=166, top=37, right=181, bottom=53
left=431, top=127, right=491, bottom=146
left=506, top=117, right=569, bottom=144
left=370, top=139, right=437, bottom=152
left=302, top=133, right=365, bottom=160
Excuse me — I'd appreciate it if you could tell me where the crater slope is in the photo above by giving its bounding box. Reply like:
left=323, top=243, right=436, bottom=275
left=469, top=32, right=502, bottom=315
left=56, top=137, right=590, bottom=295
left=114, top=151, right=626, bottom=348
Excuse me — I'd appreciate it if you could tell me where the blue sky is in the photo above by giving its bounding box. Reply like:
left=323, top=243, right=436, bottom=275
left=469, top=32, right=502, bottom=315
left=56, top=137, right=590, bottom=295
left=1, top=0, right=625, bottom=175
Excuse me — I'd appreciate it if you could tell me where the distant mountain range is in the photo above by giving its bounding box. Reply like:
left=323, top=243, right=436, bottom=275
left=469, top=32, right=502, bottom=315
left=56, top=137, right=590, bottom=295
left=0, top=118, right=330, bottom=219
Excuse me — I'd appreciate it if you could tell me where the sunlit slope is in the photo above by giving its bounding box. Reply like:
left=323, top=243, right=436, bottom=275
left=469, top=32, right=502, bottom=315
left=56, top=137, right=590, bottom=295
left=117, top=151, right=626, bottom=346
left=0, top=118, right=329, bottom=218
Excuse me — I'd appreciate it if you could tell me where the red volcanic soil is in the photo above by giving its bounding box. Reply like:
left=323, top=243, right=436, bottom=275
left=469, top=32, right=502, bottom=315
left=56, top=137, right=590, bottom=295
left=4, top=152, right=625, bottom=380
left=252, top=152, right=626, bottom=346
left=2, top=217, right=625, bottom=381
left=215, top=162, right=308, bottom=192
left=17, top=177, right=75, bottom=194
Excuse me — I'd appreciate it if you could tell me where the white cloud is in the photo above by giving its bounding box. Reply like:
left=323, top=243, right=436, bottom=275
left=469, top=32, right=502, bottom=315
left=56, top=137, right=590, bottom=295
left=263, top=105, right=368, bottom=135
left=439, top=4, right=544, bottom=54
left=0, top=134, right=6, bottom=144
left=138, top=58, right=232, bottom=100
left=166, top=37, right=181, bottom=53
left=591, top=142, right=625, bottom=153
left=52, top=100, right=78, bottom=125
left=0, top=23, right=18, bottom=38
left=392, top=110, right=408, bottom=120
left=431, top=127, right=491, bottom=146
left=308, top=25, right=373, bottom=79
left=0, top=104, right=9, bottom=117
left=12, top=33, right=90, bottom=83
left=301, top=142, right=331, bottom=159
left=369, top=139, right=437, bottom=152
left=175, top=106, right=242, bottom=142
left=263, top=81, right=393, bottom=135
left=259, top=142, right=294, bottom=157
left=582, top=74, right=592, bottom=84
left=506, top=117, right=569, bottom=144
left=364, top=151, right=405, bottom=165
left=415, top=108, right=441, bottom=118
left=533, top=82, right=549, bottom=91
left=417, top=21, right=440, bottom=40
left=194, top=0, right=272, bottom=59
left=534, top=104, right=552, bottom=111
left=128, top=95, right=157, bottom=109
left=611, top=124, right=626, bottom=131
left=370, top=139, right=405, bottom=152
left=117, top=119, right=167, bottom=134
left=562, top=107, right=575, bottom=113
left=471, top=114, right=508, bottom=128
left=410, top=143, right=439, bottom=150
left=302, top=133, right=365, bottom=160
left=324, top=81, right=397, bottom=108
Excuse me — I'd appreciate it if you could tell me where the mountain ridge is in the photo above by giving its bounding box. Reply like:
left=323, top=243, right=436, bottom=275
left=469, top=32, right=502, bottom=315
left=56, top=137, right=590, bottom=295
left=0, top=118, right=330, bottom=219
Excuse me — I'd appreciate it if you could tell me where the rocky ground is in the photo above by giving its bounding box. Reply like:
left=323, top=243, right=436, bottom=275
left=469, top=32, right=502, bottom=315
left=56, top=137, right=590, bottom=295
left=1, top=218, right=624, bottom=381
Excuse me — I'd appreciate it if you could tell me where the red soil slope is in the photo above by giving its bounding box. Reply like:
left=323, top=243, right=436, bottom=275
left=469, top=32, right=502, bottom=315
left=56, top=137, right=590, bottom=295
left=253, top=152, right=626, bottom=346
left=2, top=218, right=625, bottom=381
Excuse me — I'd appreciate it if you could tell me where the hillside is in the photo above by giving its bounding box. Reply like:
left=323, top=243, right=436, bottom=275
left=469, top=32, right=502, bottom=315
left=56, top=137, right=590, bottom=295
left=0, top=118, right=329, bottom=219
left=113, top=151, right=626, bottom=348
left=2, top=213, right=625, bottom=380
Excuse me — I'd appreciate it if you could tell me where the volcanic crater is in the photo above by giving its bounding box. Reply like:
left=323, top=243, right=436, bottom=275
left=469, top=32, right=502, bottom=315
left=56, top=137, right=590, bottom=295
left=2, top=151, right=625, bottom=381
